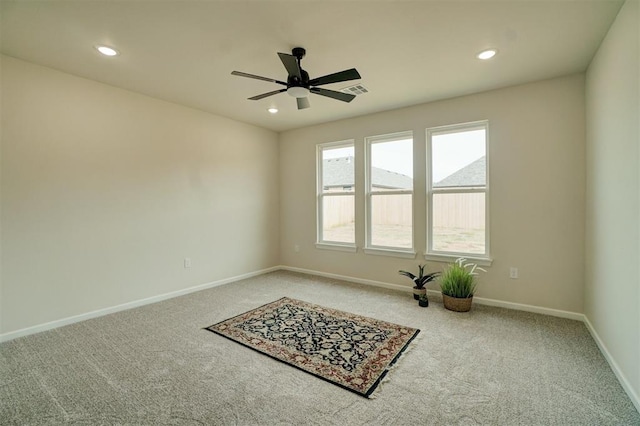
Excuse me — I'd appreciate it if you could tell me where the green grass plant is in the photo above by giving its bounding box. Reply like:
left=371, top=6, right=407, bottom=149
left=440, top=258, right=486, bottom=298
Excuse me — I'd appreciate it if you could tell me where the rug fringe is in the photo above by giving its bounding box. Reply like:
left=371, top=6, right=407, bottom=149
left=369, top=332, right=422, bottom=399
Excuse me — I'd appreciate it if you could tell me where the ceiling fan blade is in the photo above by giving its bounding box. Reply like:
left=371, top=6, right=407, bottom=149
left=310, top=87, right=356, bottom=103
left=231, top=71, right=286, bottom=86
left=308, top=68, right=361, bottom=87
left=248, top=88, right=287, bottom=100
left=297, top=97, right=310, bottom=110
left=278, top=53, right=302, bottom=79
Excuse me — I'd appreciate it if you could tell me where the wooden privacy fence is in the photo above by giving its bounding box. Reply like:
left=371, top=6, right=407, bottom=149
left=324, top=193, right=484, bottom=229
left=371, top=194, right=412, bottom=225
left=323, top=196, right=355, bottom=228
left=432, top=193, right=485, bottom=229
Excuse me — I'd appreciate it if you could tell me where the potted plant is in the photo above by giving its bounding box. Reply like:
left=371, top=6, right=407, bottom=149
left=399, top=264, right=440, bottom=300
left=418, top=294, right=429, bottom=307
left=439, top=257, right=486, bottom=312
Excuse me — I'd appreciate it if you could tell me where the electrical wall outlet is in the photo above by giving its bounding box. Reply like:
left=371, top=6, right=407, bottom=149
left=184, top=257, right=192, bottom=268
left=294, top=244, right=300, bottom=253
left=509, top=267, right=518, bottom=279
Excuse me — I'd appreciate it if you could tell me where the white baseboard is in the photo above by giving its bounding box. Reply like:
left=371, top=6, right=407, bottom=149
left=470, top=295, right=584, bottom=321
left=1, top=265, right=581, bottom=343
left=583, top=316, right=640, bottom=413
left=0, top=266, right=280, bottom=343
left=280, top=265, right=412, bottom=294
left=280, top=265, right=584, bottom=321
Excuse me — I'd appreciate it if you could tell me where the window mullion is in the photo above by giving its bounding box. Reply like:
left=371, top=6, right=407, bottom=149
left=432, top=187, right=486, bottom=194
left=370, top=189, right=413, bottom=196
left=321, top=191, right=354, bottom=197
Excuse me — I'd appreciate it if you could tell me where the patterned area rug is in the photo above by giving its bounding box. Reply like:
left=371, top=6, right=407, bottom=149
left=205, top=297, right=419, bottom=398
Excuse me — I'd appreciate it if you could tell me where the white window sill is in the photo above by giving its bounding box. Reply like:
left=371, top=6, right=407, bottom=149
left=364, top=247, right=417, bottom=259
left=423, top=252, right=493, bottom=267
left=315, top=242, right=357, bottom=253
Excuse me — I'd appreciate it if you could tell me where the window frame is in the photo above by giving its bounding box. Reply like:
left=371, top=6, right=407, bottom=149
left=316, top=140, right=357, bottom=252
left=425, top=121, right=492, bottom=266
left=364, top=131, right=416, bottom=258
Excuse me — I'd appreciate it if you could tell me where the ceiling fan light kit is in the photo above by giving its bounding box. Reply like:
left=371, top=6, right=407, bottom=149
left=287, top=86, right=309, bottom=98
left=232, top=47, right=361, bottom=110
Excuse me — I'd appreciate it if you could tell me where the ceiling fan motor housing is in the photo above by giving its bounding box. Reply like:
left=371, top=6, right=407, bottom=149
left=287, top=69, right=310, bottom=88
left=288, top=49, right=310, bottom=98
left=231, top=45, right=360, bottom=109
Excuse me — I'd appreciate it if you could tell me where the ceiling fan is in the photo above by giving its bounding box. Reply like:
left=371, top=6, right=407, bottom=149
left=231, top=47, right=361, bottom=110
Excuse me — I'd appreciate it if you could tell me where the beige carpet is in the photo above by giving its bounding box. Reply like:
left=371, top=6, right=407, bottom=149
left=1, top=270, right=638, bottom=425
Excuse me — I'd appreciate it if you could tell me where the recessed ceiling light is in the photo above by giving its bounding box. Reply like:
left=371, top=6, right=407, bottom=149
left=477, top=49, right=497, bottom=60
left=268, top=108, right=278, bottom=114
left=95, top=45, right=119, bottom=57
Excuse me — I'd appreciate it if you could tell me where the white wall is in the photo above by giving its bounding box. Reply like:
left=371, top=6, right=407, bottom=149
left=0, top=56, right=280, bottom=335
left=0, top=56, right=3, bottom=335
left=280, top=74, right=586, bottom=314
left=585, top=0, right=639, bottom=408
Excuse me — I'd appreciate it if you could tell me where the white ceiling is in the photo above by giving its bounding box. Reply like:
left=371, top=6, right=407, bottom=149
left=0, top=1, right=623, bottom=132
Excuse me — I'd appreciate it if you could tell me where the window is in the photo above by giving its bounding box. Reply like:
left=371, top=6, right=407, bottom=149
left=316, top=141, right=356, bottom=251
left=426, top=121, right=490, bottom=262
left=365, top=132, right=414, bottom=257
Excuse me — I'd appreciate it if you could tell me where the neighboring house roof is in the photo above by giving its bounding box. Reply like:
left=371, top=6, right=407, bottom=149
left=323, top=156, right=413, bottom=189
left=323, top=157, right=355, bottom=188
left=434, top=156, right=486, bottom=187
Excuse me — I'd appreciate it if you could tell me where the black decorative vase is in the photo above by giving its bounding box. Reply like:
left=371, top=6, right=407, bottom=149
left=418, top=298, right=429, bottom=307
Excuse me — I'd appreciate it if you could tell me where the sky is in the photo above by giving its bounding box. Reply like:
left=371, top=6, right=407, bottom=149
left=323, top=129, right=485, bottom=182
left=371, top=139, right=413, bottom=177
left=431, top=129, right=485, bottom=181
